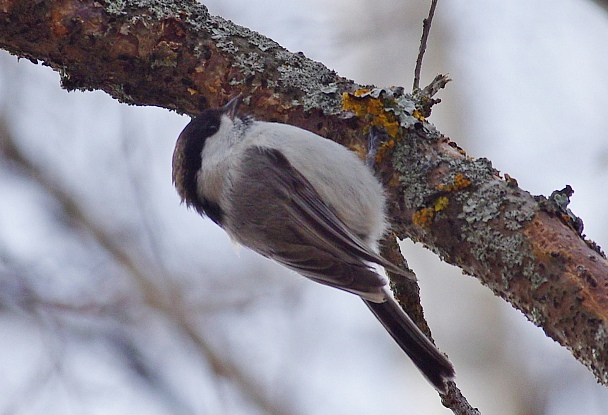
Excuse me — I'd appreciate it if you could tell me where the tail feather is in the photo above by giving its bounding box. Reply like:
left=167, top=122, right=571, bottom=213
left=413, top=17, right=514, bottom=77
left=363, top=295, right=454, bottom=393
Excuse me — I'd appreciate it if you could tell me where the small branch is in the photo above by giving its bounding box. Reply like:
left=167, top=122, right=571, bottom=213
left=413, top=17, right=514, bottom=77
left=442, top=383, right=482, bottom=415
left=413, top=0, right=439, bottom=91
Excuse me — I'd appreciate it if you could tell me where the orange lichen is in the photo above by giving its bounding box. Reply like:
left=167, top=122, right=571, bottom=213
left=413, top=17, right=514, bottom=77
left=438, top=173, right=472, bottom=192
left=342, top=91, right=400, bottom=138
left=504, top=173, right=519, bottom=187
left=375, top=138, right=395, bottom=163
left=353, top=89, right=372, bottom=97
left=413, top=207, right=435, bottom=228
left=453, top=173, right=472, bottom=190
left=413, top=196, right=450, bottom=228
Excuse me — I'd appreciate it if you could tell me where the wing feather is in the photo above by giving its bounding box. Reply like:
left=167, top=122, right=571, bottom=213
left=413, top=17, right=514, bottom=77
left=225, top=146, right=412, bottom=300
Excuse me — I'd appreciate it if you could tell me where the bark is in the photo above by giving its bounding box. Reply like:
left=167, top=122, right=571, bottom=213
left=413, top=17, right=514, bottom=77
left=1, top=0, right=607, bottom=409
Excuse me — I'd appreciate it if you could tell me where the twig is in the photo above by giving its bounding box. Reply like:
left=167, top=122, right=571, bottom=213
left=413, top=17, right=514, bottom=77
left=442, top=382, right=482, bottom=415
left=413, top=0, right=439, bottom=90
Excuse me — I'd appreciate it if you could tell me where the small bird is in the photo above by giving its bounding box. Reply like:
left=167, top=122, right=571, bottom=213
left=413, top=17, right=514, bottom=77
left=172, top=96, right=454, bottom=392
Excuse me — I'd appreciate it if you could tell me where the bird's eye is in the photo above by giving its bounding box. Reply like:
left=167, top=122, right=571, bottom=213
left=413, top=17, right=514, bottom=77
left=207, top=124, right=219, bottom=133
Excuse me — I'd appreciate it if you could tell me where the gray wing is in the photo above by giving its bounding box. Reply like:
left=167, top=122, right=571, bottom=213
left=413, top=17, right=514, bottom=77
left=226, top=146, right=412, bottom=301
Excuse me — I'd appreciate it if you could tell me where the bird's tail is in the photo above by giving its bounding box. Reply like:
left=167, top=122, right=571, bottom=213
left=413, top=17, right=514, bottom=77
left=363, top=294, right=454, bottom=393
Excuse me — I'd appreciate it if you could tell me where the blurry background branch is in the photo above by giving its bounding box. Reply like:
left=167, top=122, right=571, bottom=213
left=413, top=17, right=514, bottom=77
left=1, top=0, right=608, bottom=414
left=0, top=114, right=296, bottom=415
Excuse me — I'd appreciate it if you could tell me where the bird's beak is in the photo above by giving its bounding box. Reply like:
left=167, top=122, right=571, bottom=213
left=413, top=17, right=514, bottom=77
left=221, top=94, right=242, bottom=120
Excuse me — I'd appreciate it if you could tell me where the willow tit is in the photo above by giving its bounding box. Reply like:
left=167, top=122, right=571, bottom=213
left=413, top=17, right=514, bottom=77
left=172, top=96, right=454, bottom=392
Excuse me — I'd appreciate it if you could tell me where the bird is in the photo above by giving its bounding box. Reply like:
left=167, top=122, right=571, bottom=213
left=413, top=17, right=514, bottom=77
left=172, top=96, right=454, bottom=392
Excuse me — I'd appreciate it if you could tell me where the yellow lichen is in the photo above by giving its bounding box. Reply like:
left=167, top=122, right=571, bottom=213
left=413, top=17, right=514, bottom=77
left=372, top=114, right=399, bottom=137
left=433, top=196, right=449, bottom=212
left=412, top=109, right=425, bottom=121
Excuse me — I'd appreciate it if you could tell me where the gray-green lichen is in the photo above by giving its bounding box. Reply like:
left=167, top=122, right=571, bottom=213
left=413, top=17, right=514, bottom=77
left=204, top=13, right=345, bottom=113
left=274, top=50, right=344, bottom=112
left=107, top=83, right=137, bottom=104
left=459, top=183, right=503, bottom=224
left=530, top=268, right=549, bottom=290
left=594, top=323, right=608, bottom=343
left=207, top=15, right=281, bottom=53
left=232, top=52, right=264, bottom=76
left=212, top=35, right=238, bottom=55
left=393, top=121, right=539, bottom=292
left=462, top=227, right=527, bottom=271
left=392, top=146, right=436, bottom=209
left=504, top=208, right=535, bottom=230
left=456, top=175, right=537, bottom=289
left=458, top=179, right=534, bottom=230
left=529, top=305, right=547, bottom=326
left=106, top=0, right=209, bottom=21
left=546, top=185, right=584, bottom=235
left=393, top=136, right=496, bottom=211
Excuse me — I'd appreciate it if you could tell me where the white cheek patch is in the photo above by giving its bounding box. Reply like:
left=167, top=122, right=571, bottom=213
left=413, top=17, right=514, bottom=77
left=198, top=116, right=242, bottom=206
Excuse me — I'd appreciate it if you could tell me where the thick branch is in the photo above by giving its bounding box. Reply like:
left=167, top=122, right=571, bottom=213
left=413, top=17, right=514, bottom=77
left=388, top=126, right=608, bottom=386
left=0, top=0, right=363, bottom=144
left=1, top=0, right=607, bottom=399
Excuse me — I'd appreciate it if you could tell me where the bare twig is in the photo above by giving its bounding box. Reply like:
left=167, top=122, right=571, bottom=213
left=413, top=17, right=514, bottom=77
left=442, top=382, right=482, bottom=415
left=413, top=0, right=439, bottom=91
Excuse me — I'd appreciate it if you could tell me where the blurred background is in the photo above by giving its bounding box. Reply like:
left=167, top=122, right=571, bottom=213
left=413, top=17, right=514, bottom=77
left=1, top=0, right=608, bottom=414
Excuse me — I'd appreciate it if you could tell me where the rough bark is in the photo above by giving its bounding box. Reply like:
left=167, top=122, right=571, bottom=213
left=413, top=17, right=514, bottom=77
left=1, top=0, right=607, bottom=407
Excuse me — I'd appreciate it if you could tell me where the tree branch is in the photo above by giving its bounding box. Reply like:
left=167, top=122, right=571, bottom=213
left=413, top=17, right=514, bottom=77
left=1, top=0, right=607, bottom=408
